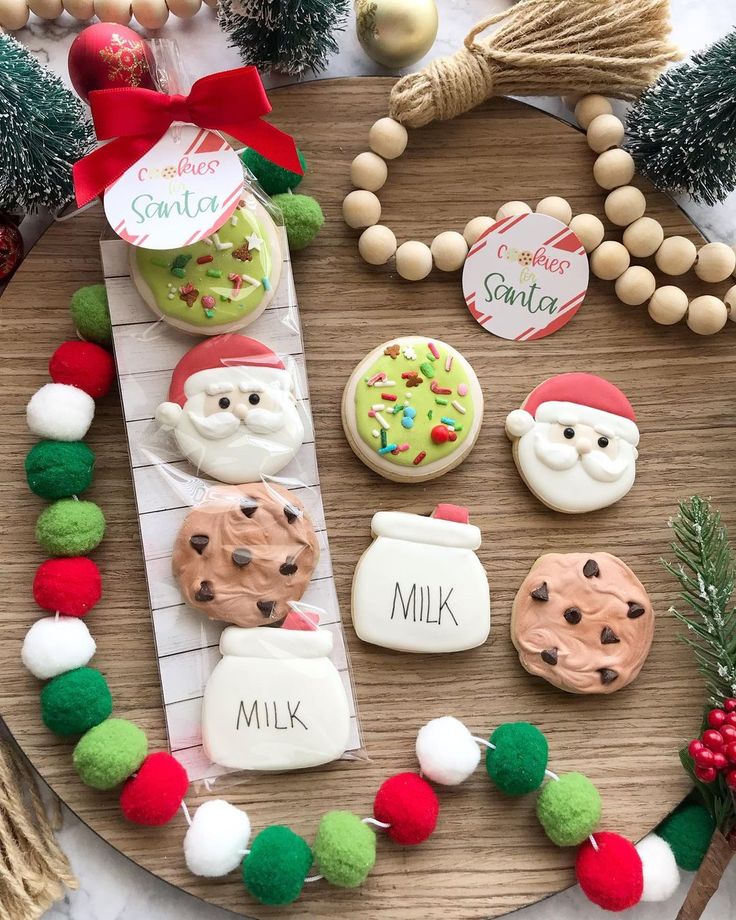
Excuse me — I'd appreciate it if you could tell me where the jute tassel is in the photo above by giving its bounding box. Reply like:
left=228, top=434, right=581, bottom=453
left=0, top=737, right=77, bottom=919
left=675, top=829, right=735, bottom=920
left=388, top=0, right=682, bottom=128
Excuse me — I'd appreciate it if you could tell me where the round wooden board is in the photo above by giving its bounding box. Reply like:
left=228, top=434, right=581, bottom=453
left=1, top=78, right=732, bottom=919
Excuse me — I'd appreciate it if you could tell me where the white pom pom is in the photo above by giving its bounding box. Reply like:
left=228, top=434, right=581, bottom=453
left=505, top=409, right=535, bottom=439
left=415, top=716, right=480, bottom=785
left=27, top=383, right=95, bottom=441
left=636, top=834, right=680, bottom=902
left=21, top=617, right=96, bottom=680
left=184, top=800, right=251, bottom=877
left=155, top=401, right=183, bottom=429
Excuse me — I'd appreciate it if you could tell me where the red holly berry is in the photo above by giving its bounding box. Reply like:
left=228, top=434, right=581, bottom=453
left=726, top=769, right=736, bottom=789
left=702, top=729, right=725, bottom=751
left=688, top=739, right=705, bottom=757
left=725, top=741, right=736, bottom=763
left=721, top=725, right=736, bottom=744
left=724, top=698, right=736, bottom=712
left=694, top=747, right=715, bottom=767
left=695, top=764, right=717, bottom=783
left=707, top=708, right=727, bottom=728
left=712, top=751, right=728, bottom=771
left=725, top=712, right=736, bottom=727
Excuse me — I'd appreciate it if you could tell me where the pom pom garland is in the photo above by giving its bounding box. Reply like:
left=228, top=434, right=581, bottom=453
left=240, top=147, right=307, bottom=196
left=415, top=716, right=480, bottom=785
left=49, top=341, right=115, bottom=399
left=635, top=833, right=680, bottom=902
left=25, top=440, right=95, bottom=500
left=536, top=772, right=602, bottom=847
left=26, top=382, right=95, bottom=441
left=313, top=811, right=376, bottom=888
left=272, top=193, right=325, bottom=251
left=184, top=800, right=252, bottom=877
left=36, top=499, right=106, bottom=556
left=73, top=718, right=148, bottom=790
left=120, top=752, right=189, bottom=826
left=576, top=832, right=644, bottom=911
left=33, top=556, right=102, bottom=617
left=655, top=799, right=716, bottom=871
left=373, top=772, right=439, bottom=846
left=21, top=616, right=96, bottom=679
left=242, top=825, right=313, bottom=905
left=69, top=284, right=112, bottom=345
left=40, top=667, right=112, bottom=735
left=485, top=722, right=549, bottom=795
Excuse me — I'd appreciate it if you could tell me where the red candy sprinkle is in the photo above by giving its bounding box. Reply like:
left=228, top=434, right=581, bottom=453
left=688, top=739, right=704, bottom=757
left=381, top=393, right=397, bottom=401
left=413, top=451, right=426, bottom=465
left=196, top=255, right=214, bottom=264
left=702, top=729, right=725, bottom=751
left=707, top=709, right=727, bottom=728
left=431, top=425, right=451, bottom=445
left=695, top=765, right=717, bottom=783
left=430, top=381, right=452, bottom=395
left=726, top=769, right=736, bottom=789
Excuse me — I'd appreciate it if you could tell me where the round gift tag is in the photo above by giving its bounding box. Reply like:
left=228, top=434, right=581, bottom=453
left=462, top=212, right=589, bottom=341
left=104, top=126, right=245, bottom=250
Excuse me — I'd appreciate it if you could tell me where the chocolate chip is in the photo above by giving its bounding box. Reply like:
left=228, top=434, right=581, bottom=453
left=279, top=558, right=298, bottom=576
left=240, top=498, right=258, bottom=517
left=600, top=626, right=620, bottom=644
left=232, top=548, right=252, bottom=567
left=195, top=580, right=214, bottom=602
left=564, top=607, right=582, bottom=624
left=627, top=602, right=646, bottom=619
left=541, top=647, right=558, bottom=665
left=598, top=668, right=619, bottom=685
left=190, top=534, right=209, bottom=555
left=284, top=505, right=299, bottom=524
left=583, top=559, right=600, bottom=578
left=530, top=582, right=549, bottom=601
left=257, top=599, right=276, bottom=616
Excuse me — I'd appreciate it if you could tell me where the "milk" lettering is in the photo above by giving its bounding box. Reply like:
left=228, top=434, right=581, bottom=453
left=235, top=699, right=307, bottom=731
left=390, top=582, right=458, bottom=626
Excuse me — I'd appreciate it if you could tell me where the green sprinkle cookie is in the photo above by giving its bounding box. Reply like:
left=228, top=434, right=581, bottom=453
left=341, top=337, right=483, bottom=482
left=130, top=193, right=282, bottom=335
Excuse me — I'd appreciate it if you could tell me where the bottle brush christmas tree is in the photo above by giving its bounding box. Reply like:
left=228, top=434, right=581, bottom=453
left=626, top=28, right=736, bottom=205
left=0, top=33, right=95, bottom=214
left=218, top=0, right=349, bottom=75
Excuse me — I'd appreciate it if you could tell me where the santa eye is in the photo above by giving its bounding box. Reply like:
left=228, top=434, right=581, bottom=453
left=249, top=393, right=260, bottom=405
left=597, top=436, right=609, bottom=449
left=563, top=427, right=575, bottom=439
left=218, top=397, right=230, bottom=409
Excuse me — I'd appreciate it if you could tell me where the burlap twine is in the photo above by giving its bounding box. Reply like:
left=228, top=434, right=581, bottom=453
left=389, top=0, right=681, bottom=128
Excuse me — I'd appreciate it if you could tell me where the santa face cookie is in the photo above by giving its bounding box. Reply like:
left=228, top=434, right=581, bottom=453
left=172, top=482, right=319, bottom=627
left=155, top=334, right=305, bottom=484
left=342, top=337, right=483, bottom=483
left=130, top=194, right=281, bottom=335
left=505, top=373, right=639, bottom=514
left=511, top=552, right=654, bottom=694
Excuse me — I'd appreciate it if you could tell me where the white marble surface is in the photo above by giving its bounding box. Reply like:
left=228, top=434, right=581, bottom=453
left=7, top=0, right=736, bottom=917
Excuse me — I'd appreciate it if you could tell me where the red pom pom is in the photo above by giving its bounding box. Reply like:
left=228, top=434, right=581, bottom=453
left=49, top=341, right=115, bottom=399
left=576, top=832, right=643, bottom=912
left=120, top=752, right=189, bottom=826
left=33, top=557, right=102, bottom=617
left=373, top=772, right=439, bottom=845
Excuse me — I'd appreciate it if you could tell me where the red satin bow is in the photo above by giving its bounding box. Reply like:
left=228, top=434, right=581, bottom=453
left=73, top=67, right=302, bottom=208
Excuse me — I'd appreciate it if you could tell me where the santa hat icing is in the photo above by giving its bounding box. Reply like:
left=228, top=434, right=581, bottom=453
left=168, top=334, right=288, bottom=407
left=506, top=373, right=639, bottom=446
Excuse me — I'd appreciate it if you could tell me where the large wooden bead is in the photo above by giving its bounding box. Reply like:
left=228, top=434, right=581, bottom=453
left=496, top=201, right=531, bottom=221
left=586, top=114, right=625, bottom=154
left=622, top=217, right=664, bottom=258
left=166, top=0, right=201, bottom=16
left=396, top=241, right=433, bottom=281
left=63, top=0, right=94, bottom=15
left=358, top=225, right=397, bottom=265
left=568, top=214, right=604, bottom=253
left=575, top=95, right=612, bottom=130
left=725, top=285, right=736, bottom=320
left=430, top=231, right=468, bottom=272
left=655, top=236, right=697, bottom=275
left=604, top=186, right=646, bottom=227
left=350, top=152, right=388, bottom=192
left=590, top=241, right=630, bottom=280
left=535, top=196, right=572, bottom=225
left=687, top=295, right=728, bottom=335
left=463, top=216, right=493, bottom=246
left=368, top=118, right=408, bottom=160
left=593, top=149, right=636, bottom=190
left=694, top=242, right=736, bottom=283
left=614, top=266, right=656, bottom=306
left=131, top=0, right=168, bottom=27
left=648, top=286, right=688, bottom=326
left=342, top=190, right=381, bottom=229
left=0, top=0, right=30, bottom=24
left=93, top=0, right=131, bottom=22
left=28, top=0, right=63, bottom=17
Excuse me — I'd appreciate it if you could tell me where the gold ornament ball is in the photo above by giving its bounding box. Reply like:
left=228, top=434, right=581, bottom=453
left=356, top=0, right=439, bottom=69
left=687, top=295, right=728, bottom=335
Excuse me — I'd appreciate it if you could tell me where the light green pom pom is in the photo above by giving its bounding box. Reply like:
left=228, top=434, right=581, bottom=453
left=656, top=799, right=715, bottom=870
left=272, top=193, right=324, bottom=251
left=70, top=284, right=111, bottom=346
left=25, top=440, right=95, bottom=500
left=40, top=667, right=112, bottom=736
left=314, top=810, right=376, bottom=888
left=73, top=718, right=148, bottom=790
left=536, top=772, right=601, bottom=846
left=485, top=722, right=549, bottom=796
left=242, top=825, right=312, bottom=905
left=241, top=147, right=306, bottom=196
left=35, top=499, right=105, bottom=556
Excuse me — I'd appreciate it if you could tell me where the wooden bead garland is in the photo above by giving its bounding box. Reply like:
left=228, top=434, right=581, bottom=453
left=0, top=0, right=209, bottom=28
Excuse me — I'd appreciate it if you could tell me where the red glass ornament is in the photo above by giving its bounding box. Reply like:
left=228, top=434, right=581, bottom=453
left=0, top=220, right=23, bottom=282
left=707, top=708, right=727, bottom=728
left=720, top=725, right=736, bottom=743
left=725, top=741, right=736, bottom=763
left=724, top=698, right=736, bottom=712
left=694, top=747, right=715, bottom=767
left=68, top=23, right=155, bottom=103
left=726, top=769, right=736, bottom=790
left=694, top=764, right=717, bottom=783
left=712, top=751, right=728, bottom=771
left=688, top=739, right=704, bottom=757
left=702, top=729, right=725, bottom=751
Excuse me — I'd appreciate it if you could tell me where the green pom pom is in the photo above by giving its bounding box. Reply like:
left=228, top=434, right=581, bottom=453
left=70, top=284, right=111, bottom=346
left=242, top=825, right=312, bottom=905
left=241, top=147, right=306, bottom=196
left=36, top=499, right=105, bottom=556
left=272, top=193, right=324, bottom=251
left=485, top=722, right=549, bottom=795
left=40, top=668, right=112, bottom=736
left=25, top=440, right=95, bottom=500
left=314, top=810, right=376, bottom=888
left=656, top=799, right=716, bottom=870
left=73, top=718, right=147, bottom=790
left=536, top=772, right=601, bottom=846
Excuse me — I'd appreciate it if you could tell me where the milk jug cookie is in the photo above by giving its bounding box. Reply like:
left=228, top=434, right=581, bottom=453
left=351, top=504, right=490, bottom=653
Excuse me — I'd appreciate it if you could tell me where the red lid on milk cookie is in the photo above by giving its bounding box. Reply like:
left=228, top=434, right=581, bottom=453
left=431, top=504, right=470, bottom=525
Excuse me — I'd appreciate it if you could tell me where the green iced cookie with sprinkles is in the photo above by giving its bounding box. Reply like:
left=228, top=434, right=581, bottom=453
left=341, top=337, right=484, bottom=482
left=130, top=193, right=282, bottom=335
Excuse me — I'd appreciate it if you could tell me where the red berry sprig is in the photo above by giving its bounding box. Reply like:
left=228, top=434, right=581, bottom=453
left=688, top=698, right=736, bottom=788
